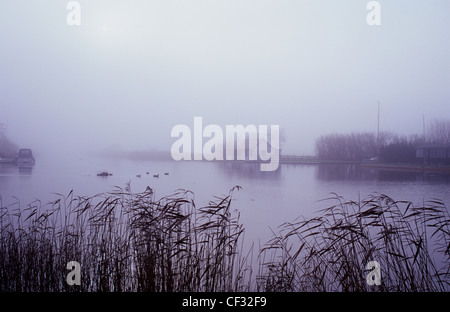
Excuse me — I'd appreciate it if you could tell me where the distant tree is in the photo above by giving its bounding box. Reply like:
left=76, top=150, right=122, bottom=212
left=427, top=119, right=450, bottom=144
left=408, top=134, right=426, bottom=146
left=377, top=131, right=398, bottom=146
left=315, top=131, right=427, bottom=162
left=0, top=127, right=18, bottom=158
left=315, top=132, right=377, bottom=161
left=379, top=143, right=417, bottom=163
left=376, top=132, right=426, bottom=163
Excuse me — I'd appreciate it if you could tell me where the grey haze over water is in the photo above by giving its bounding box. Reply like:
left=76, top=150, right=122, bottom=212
left=1, top=1, right=449, bottom=160
left=1, top=1, right=450, bottom=237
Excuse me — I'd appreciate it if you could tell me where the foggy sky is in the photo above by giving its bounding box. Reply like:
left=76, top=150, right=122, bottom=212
left=1, top=0, right=449, bottom=158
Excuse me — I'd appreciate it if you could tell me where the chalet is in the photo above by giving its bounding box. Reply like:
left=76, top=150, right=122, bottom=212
left=416, top=144, right=450, bottom=165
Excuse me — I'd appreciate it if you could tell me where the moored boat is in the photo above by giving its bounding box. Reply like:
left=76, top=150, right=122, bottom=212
left=16, top=149, right=35, bottom=167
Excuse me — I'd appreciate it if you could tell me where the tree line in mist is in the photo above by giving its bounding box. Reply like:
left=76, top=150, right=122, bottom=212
left=315, top=119, right=450, bottom=163
left=1, top=119, right=450, bottom=162
left=0, top=128, right=18, bottom=158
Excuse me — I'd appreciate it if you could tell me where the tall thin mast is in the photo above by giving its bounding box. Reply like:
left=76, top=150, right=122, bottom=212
left=377, top=101, right=380, bottom=145
left=423, top=114, right=426, bottom=142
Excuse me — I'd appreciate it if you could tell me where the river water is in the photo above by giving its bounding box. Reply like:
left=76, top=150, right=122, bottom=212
left=1, top=155, right=450, bottom=246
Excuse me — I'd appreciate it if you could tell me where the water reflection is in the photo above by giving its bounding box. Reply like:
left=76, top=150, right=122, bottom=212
left=0, top=164, right=33, bottom=176
left=216, top=161, right=282, bottom=180
left=316, top=164, right=369, bottom=181
left=376, top=170, right=450, bottom=183
left=0, top=165, right=33, bottom=197
left=316, top=164, right=450, bottom=184
left=18, top=167, right=33, bottom=175
left=0, top=164, right=17, bottom=175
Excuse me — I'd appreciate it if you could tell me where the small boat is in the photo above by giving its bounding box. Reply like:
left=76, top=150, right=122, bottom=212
left=16, top=148, right=35, bottom=167
left=153, top=174, right=159, bottom=178
left=136, top=174, right=141, bottom=178
left=97, top=171, right=113, bottom=177
left=164, top=172, right=169, bottom=176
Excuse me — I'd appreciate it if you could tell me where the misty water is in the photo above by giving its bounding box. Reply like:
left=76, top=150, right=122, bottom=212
left=1, top=156, right=450, bottom=247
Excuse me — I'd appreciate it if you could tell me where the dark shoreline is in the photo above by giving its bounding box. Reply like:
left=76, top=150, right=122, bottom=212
left=277, top=156, right=450, bottom=174
left=360, top=163, right=450, bottom=174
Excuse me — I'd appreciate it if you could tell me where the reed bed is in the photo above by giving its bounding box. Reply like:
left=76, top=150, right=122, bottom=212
left=0, top=184, right=248, bottom=292
left=0, top=187, right=449, bottom=292
left=257, top=193, right=450, bottom=292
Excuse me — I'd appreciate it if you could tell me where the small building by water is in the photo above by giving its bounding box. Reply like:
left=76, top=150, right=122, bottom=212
left=416, top=144, right=450, bottom=165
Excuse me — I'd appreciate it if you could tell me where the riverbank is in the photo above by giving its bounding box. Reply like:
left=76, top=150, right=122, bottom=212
left=279, top=155, right=450, bottom=174
left=0, top=157, right=16, bottom=165
left=277, top=156, right=360, bottom=165
left=361, top=162, right=450, bottom=174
